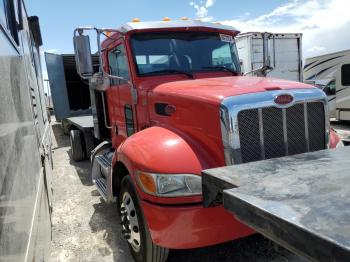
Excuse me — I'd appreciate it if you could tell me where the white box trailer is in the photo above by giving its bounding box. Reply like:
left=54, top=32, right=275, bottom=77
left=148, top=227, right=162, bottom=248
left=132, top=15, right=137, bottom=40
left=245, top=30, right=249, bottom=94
left=304, top=49, right=350, bottom=121
left=236, top=32, right=303, bottom=82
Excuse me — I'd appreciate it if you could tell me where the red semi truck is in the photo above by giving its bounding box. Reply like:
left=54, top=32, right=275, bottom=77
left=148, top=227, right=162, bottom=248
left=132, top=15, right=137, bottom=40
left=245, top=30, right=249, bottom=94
left=70, top=19, right=341, bottom=262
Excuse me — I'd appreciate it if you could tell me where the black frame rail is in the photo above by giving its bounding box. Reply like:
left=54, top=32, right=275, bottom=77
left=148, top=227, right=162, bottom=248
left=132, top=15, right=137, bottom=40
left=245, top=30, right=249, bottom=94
left=202, top=146, right=350, bottom=262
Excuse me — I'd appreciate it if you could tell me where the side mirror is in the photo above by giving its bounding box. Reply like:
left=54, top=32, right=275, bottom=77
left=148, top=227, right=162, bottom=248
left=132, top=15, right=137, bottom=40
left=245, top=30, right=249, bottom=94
left=73, top=33, right=93, bottom=78
left=324, top=86, right=336, bottom=96
left=28, top=16, right=43, bottom=46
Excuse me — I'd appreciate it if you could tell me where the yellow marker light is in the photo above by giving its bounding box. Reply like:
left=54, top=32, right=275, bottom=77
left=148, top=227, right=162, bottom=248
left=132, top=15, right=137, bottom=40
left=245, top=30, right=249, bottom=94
left=180, top=17, right=189, bottom=20
left=163, top=17, right=171, bottom=21
left=132, top=18, right=141, bottom=22
left=138, top=172, right=156, bottom=194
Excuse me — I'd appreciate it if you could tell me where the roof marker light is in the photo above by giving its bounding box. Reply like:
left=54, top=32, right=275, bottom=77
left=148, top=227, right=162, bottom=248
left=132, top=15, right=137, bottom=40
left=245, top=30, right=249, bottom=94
left=180, top=17, right=189, bottom=20
left=132, top=18, right=141, bottom=22
left=163, top=17, right=171, bottom=21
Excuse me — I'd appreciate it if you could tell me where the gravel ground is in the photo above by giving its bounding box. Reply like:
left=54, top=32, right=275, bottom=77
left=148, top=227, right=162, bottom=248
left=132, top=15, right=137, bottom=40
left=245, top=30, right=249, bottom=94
left=50, top=120, right=350, bottom=262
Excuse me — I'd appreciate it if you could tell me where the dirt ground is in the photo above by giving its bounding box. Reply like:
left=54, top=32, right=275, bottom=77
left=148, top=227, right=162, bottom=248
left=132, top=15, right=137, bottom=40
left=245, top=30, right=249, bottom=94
left=49, top=120, right=350, bottom=262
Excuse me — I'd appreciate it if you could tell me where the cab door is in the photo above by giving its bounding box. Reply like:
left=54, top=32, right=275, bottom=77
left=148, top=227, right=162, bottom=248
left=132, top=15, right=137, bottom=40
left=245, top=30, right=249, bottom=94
left=107, top=42, right=137, bottom=148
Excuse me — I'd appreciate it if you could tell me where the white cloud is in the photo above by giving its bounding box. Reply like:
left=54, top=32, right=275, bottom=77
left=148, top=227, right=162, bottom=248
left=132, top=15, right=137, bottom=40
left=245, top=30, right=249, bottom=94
left=205, top=0, right=215, bottom=8
left=189, top=0, right=216, bottom=21
left=220, top=0, right=350, bottom=58
left=308, top=46, right=326, bottom=52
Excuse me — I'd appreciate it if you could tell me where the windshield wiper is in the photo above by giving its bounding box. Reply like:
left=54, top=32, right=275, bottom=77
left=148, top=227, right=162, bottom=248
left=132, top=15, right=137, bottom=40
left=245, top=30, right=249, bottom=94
left=201, top=66, right=239, bottom=75
left=139, top=69, right=194, bottom=79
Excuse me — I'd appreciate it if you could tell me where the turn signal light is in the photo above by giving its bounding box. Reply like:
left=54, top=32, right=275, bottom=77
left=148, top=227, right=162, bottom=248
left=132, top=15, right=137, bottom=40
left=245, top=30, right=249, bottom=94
left=138, top=172, right=156, bottom=194
left=132, top=18, right=141, bottom=22
left=163, top=17, right=171, bottom=21
left=274, top=94, right=294, bottom=105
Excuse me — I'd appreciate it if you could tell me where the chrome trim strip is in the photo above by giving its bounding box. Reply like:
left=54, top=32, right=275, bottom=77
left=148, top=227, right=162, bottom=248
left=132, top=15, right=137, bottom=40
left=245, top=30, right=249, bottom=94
left=304, top=103, right=310, bottom=152
left=282, top=108, right=288, bottom=155
left=220, top=88, right=329, bottom=165
left=258, top=108, right=265, bottom=159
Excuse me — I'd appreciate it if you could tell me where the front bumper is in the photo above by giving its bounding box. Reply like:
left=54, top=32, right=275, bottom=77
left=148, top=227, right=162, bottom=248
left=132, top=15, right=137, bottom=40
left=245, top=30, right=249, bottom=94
left=141, top=200, right=255, bottom=249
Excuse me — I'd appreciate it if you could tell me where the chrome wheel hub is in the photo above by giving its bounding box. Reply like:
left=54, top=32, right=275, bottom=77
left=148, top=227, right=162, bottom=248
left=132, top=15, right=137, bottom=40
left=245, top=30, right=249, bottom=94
left=120, top=192, right=141, bottom=252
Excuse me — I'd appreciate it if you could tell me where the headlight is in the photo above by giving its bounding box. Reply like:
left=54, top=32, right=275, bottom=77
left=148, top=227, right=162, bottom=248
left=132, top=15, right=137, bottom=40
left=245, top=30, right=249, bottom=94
left=336, top=139, right=344, bottom=148
left=136, top=171, right=202, bottom=197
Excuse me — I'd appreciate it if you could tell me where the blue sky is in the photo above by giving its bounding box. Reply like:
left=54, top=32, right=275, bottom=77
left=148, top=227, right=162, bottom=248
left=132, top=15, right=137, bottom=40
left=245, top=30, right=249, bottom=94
left=27, top=0, right=349, bottom=69
left=26, top=0, right=290, bottom=53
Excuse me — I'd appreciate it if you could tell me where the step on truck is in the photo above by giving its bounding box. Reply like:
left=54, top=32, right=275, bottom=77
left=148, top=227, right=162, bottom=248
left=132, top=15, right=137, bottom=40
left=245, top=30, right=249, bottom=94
left=71, top=19, right=342, bottom=262
left=0, top=1, right=52, bottom=261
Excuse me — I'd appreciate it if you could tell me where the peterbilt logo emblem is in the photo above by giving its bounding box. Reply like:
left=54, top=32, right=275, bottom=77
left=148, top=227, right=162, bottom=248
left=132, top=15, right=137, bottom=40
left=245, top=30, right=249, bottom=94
left=274, top=94, right=294, bottom=105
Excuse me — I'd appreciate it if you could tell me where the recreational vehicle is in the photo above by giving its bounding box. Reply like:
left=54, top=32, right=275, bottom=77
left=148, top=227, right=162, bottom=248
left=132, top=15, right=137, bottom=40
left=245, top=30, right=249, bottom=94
left=304, top=49, right=350, bottom=120
left=0, top=1, right=52, bottom=261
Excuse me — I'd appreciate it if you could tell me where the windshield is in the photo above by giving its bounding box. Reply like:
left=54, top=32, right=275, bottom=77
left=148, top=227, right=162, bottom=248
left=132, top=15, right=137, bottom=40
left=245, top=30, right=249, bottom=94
left=130, top=32, right=241, bottom=76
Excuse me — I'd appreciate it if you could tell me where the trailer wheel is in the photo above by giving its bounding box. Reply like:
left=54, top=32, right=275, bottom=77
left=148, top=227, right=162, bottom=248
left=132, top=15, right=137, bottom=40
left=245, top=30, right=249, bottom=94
left=119, top=175, right=169, bottom=262
left=70, top=130, right=84, bottom=161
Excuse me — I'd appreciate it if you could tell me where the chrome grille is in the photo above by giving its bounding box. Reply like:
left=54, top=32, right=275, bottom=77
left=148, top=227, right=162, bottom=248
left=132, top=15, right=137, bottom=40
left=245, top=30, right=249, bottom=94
left=286, top=104, right=307, bottom=155
left=237, top=102, right=325, bottom=164
left=308, top=102, right=326, bottom=151
left=237, top=109, right=261, bottom=163
left=262, top=107, right=284, bottom=159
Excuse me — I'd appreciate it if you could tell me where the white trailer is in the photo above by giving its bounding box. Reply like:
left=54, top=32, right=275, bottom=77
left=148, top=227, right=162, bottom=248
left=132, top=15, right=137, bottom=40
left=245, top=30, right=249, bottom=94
left=235, top=32, right=303, bottom=82
left=304, top=49, right=350, bottom=121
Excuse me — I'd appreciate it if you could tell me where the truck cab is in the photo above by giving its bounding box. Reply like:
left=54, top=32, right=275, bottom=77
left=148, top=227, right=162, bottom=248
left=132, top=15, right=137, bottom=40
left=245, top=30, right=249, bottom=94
left=72, top=19, right=341, bottom=262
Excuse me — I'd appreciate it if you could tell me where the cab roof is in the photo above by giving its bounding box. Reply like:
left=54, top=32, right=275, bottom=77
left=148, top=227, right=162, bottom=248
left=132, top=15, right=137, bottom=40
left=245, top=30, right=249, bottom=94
left=117, top=20, right=239, bottom=34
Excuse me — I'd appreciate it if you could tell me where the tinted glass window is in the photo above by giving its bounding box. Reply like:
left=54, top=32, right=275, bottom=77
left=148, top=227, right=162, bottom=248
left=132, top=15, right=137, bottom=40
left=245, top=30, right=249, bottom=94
left=0, top=1, right=6, bottom=26
left=212, top=44, right=233, bottom=66
left=1, top=0, right=19, bottom=44
left=131, top=32, right=240, bottom=75
left=341, top=64, right=350, bottom=86
left=108, top=45, right=130, bottom=85
left=124, top=105, right=135, bottom=136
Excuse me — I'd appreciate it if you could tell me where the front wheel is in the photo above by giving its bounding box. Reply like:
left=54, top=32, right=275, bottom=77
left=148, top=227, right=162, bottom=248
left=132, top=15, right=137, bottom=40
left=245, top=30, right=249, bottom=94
left=119, top=175, right=169, bottom=262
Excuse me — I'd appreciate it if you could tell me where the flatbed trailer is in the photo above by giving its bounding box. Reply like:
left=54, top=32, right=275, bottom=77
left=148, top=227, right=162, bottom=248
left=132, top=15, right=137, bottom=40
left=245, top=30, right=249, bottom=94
left=202, top=146, right=350, bottom=262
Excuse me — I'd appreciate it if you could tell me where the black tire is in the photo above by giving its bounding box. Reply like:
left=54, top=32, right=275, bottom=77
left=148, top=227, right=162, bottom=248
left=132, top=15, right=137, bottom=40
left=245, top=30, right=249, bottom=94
left=70, top=129, right=85, bottom=161
left=119, top=176, right=169, bottom=262
left=61, top=120, right=69, bottom=135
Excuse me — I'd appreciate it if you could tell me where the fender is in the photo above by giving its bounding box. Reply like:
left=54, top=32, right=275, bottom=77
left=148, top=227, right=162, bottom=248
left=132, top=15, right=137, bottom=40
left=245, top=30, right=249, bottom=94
left=113, top=126, right=205, bottom=204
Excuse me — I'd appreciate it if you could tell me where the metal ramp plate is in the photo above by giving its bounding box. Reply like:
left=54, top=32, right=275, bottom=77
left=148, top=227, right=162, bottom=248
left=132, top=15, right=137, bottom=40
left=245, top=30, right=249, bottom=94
left=202, top=146, right=350, bottom=262
left=66, top=115, right=93, bottom=130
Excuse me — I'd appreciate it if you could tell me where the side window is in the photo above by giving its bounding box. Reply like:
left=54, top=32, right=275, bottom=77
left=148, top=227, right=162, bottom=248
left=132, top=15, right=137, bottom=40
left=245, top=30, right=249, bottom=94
left=341, top=64, right=350, bottom=86
left=0, top=1, right=6, bottom=26
left=124, top=105, right=135, bottom=137
left=1, top=0, right=19, bottom=44
left=108, top=44, right=130, bottom=85
left=108, top=51, right=118, bottom=85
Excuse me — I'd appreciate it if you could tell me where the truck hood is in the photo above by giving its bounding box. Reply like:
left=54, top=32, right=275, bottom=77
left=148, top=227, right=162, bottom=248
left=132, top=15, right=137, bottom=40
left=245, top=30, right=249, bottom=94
left=151, top=76, right=314, bottom=104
